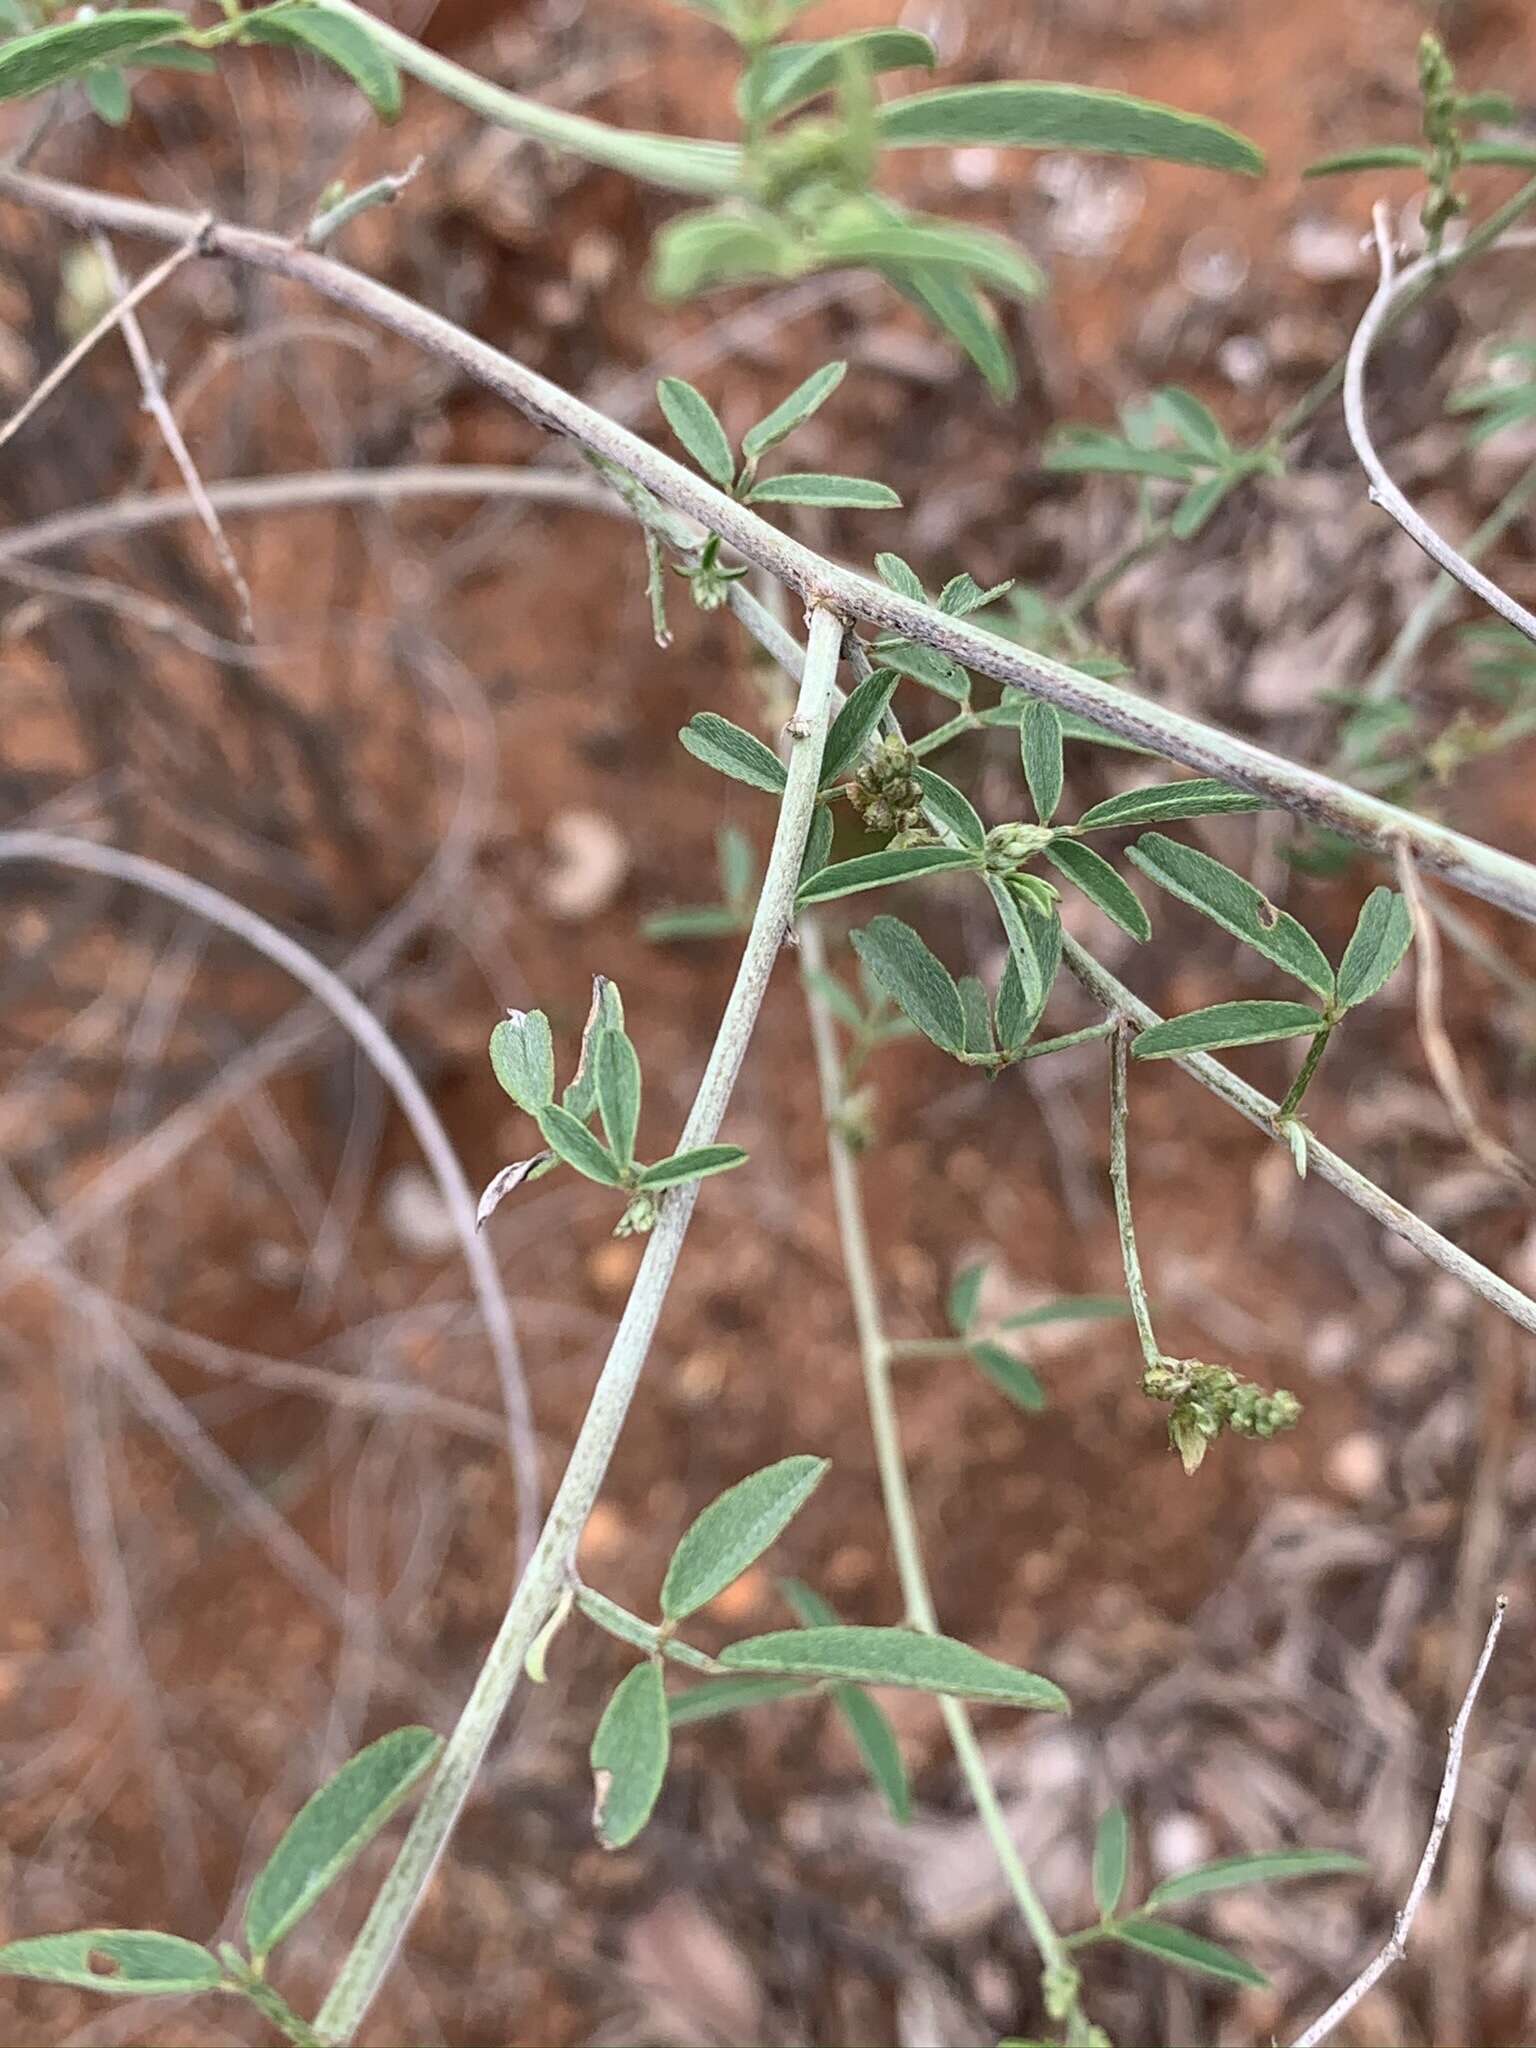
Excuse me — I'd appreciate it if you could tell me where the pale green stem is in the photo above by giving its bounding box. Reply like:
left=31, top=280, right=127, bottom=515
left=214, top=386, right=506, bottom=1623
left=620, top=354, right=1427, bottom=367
left=797, top=913, right=1086, bottom=2036
left=1276, top=1024, right=1334, bottom=1121
left=312, top=606, right=842, bottom=2044
left=313, top=0, right=741, bottom=196
left=1107, top=1021, right=1160, bottom=1371
left=571, top=1584, right=721, bottom=1673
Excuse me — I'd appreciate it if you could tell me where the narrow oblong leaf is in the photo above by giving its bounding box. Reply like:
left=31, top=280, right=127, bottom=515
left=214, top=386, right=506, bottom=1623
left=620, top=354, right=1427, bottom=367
left=590, top=1663, right=669, bottom=1850
left=661, top=1456, right=830, bottom=1621
left=874, top=551, right=926, bottom=601
left=563, top=976, right=624, bottom=1121
left=680, top=712, right=787, bottom=793
left=742, top=360, right=846, bottom=461
left=1076, top=779, right=1267, bottom=831
left=814, top=216, right=1044, bottom=300
left=739, top=28, right=935, bottom=124
left=536, top=1103, right=628, bottom=1186
left=657, top=376, right=735, bottom=488
left=968, top=1339, right=1045, bottom=1412
left=651, top=206, right=797, bottom=297
left=1146, top=1848, right=1368, bottom=1910
left=667, top=1673, right=814, bottom=1725
left=1043, top=428, right=1194, bottom=482
left=988, top=876, right=1044, bottom=1018
left=245, top=1728, right=441, bottom=1959
left=820, top=666, right=899, bottom=787
left=796, top=844, right=977, bottom=907
left=1093, top=1805, right=1130, bottom=1918
left=1335, top=886, right=1413, bottom=1010
left=1111, top=1919, right=1268, bottom=1989
left=874, top=635, right=969, bottom=700
left=780, top=1579, right=910, bottom=1824
left=594, top=1028, right=642, bottom=1166
left=874, top=82, right=1265, bottom=174
left=0, top=1931, right=221, bottom=1997
left=0, top=10, right=185, bottom=102
left=1045, top=840, right=1150, bottom=941
left=1170, top=471, right=1238, bottom=540
left=241, top=4, right=402, bottom=120
left=850, top=915, right=966, bottom=1056
left=912, top=766, right=986, bottom=849
left=1126, top=833, right=1334, bottom=995
left=1132, top=1000, right=1323, bottom=1061
left=489, top=1008, right=556, bottom=1113
left=1021, top=700, right=1064, bottom=823
left=645, top=905, right=744, bottom=942
left=957, top=976, right=992, bottom=1056
left=1157, top=387, right=1229, bottom=462
left=884, top=262, right=1017, bottom=399
left=948, top=1261, right=985, bottom=1335
left=939, top=572, right=1013, bottom=617
left=719, top=1625, right=1068, bottom=1710
left=637, top=1143, right=747, bottom=1189
left=798, top=804, right=834, bottom=889
left=1001, top=1295, right=1129, bottom=1331
left=718, top=823, right=756, bottom=906
left=1304, top=144, right=1426, bottom=177
left=995, top=908, right=1061, bottom=1052
left=746, top=473, right=901, bottom=509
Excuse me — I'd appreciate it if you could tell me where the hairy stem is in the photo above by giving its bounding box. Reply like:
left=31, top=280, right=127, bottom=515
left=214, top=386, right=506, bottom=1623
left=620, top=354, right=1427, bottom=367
left=797, top=913, right=1086, bottom=2037
left=310, top=603, right=841, bottom=2042
left=1107, top=1022, right=1160, bottom=1370
left=1276, top=1023, right=1334, bottom=1121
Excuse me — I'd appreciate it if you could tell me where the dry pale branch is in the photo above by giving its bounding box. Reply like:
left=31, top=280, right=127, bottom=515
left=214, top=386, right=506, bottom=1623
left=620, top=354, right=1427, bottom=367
left=1288, top=1596, right=1509, bottom=2048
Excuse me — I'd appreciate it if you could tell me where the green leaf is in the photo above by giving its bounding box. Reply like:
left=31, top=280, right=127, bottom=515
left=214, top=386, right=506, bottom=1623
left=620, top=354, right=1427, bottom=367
left=948, top=1261, right=985, bottom=1335
left=798, top=804, right=834, bottom=889
left=661, top=1456, right=829, bottom=1621
left=590, top=1662, right=669, bottom=1849
left=1093, top=1805, right=1130, bottom=1919
left=717, top=822, right=756, bottom=906
left=874, top=551, right=926, bottom=601
left=245, top=1728, right=441, bottom=1959
left=1146, top=1848, right=1368, bottom=1910
left=241, top=4, right=402, bottom=120
left=995, top=908, right=1061, bottom=1052
left=563, top=977, right=624, bottom=1122
left=1171, top=471, right=1239, bottom=540
left=1335, top=886, right=1413, bottom=1010
left=850, top=915, right=966, bottom=1056
left=912, top=766, right=986, bottom=849
left=0, top=9, right=186, bottom=100
left=882, top=263, right=1017, bottom=401
left=536, top=1103, right=628, bottom=1186
left=680, top=712, right=787, bottom=793
left=667, top=1673, right=814, bottom=1725
left=746, top=473, right=901, bottom=509
left=84, top=65, right=130, bottom=124
left=957, top=975, right=992, bottom=1056
left=874, top=635, right=970, bottom=701
left=939, top=572, right=1013, bottom=617
left=1001, top=1295, right=1129, bottom=1331
left=981, top=699, right=1151, bottom=753
left=1021, top=700, right=1064, bottom=823
left=740, top=28, right=935, bottom=124
left=988, top=876, right=1044, bottom=1019
left=656, top=376, right=735, bottom=489
left=1075, top=779, right=1267, bottom=832
left=651, top=206, right=798, bottom=298
left=644, top=905, right=743, bottom=941
left=0, top=1931, right=222, bottom=1996
left=875, top=82, right=1264, bottom=174
left=1304, top=144, right=1426, bottom=177
left=1156, top=388, right=1229, bottom=462
left=489, top=1009, right=556, bottom=1114
left=1043, top=427, right=1195, bottom=482
left=1111, top=1918, right=1267, bottom=1989
left=968, top=1339, right=1045, bottom=1411
left=820, top=666, right=899, bottom=787
left=595, top=1027, right=642, bottom=1167
left=720, top=1625, right=1067, bottom=1710
left=637, top=1144, right=748, bottom=1189
left=742, top=360, right=846, bottom=462
left=780, top=1580, right=911, bottom=1823
left=1132, top=1000, right=1323, bottom=1061
left=814, top=215, right=1044, bottom=299
left=1461, top=139, right=1536, bottom=169
left=1126, top=833, right=1334, bottom=996
left=1045, top=840, right=1150, bottom=941
left=797, top=844, right=978, bottom=906
left=131, top=41, right=215, bottom=70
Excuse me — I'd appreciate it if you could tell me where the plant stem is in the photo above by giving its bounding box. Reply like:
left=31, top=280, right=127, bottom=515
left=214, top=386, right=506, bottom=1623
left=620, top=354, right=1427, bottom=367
left=1107, top=1022, right=1160, bottom=1370
left=797, top=913, right=1087, bottom=2038
left=571, top=1584, right=721, bottom=1673
left=312, top=0, right=740, bottom=196
left=910, top=712, right=979, bottom=758
left=1015, top=1019, right=1118, bottom=1062
left=311, top=606, right=842, bottom=2044
left=1277, top=1024, right=1333, bottom=1121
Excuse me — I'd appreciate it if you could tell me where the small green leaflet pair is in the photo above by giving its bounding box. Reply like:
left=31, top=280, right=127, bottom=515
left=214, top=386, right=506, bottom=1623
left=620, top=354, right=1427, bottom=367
left=1072, top=1804, right=1367, bottom=1991
left=867, top=550, right=1013, bottom=703
left=934, top=1263, right=1129, bottom=1413
left=0, top=3, right=403, bottom=126
left=1044, top=386, right=1284, bottom=542
left=482, top=976, right=746, bottom=1233
left=580, top=1454, right=1067, bottom=1848
left=0, top=1728, right=440, bottom=2020
left=1125, top=837, right=1414, bottom=1065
